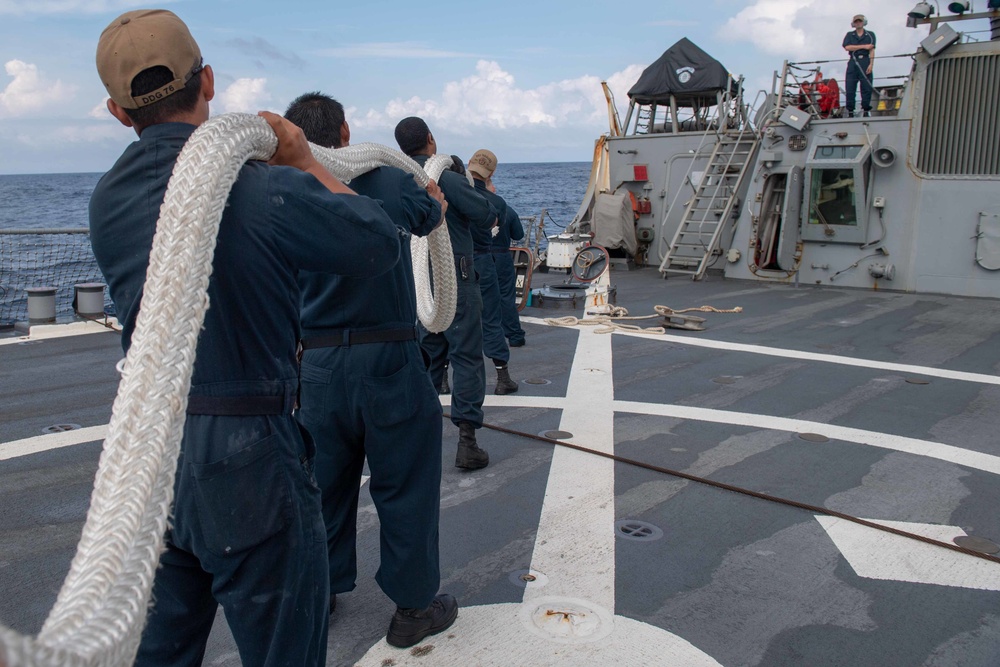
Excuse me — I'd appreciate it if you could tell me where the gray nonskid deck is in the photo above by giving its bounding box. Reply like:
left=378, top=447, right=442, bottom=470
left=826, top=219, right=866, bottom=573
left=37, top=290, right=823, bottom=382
left=2, top=268, right=999, bottom=665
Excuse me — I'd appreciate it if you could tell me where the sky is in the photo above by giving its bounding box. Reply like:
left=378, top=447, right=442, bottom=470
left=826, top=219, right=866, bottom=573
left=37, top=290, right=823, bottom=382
left=0, top=0, right=994, bottom=174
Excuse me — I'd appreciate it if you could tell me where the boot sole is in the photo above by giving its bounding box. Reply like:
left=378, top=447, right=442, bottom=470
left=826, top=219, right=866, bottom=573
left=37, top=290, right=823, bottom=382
left=455, top=459, right=489, bottom=470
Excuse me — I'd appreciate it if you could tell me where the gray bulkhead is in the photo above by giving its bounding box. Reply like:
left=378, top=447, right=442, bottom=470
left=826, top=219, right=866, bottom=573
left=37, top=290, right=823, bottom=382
left=605, top=131, right=721, bottom=266
left=726, top=40, right=1000, bottom=298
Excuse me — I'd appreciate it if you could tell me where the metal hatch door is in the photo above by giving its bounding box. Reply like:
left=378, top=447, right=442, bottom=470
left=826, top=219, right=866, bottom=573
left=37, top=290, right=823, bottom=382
left=775, top=166, right=802, bottom=270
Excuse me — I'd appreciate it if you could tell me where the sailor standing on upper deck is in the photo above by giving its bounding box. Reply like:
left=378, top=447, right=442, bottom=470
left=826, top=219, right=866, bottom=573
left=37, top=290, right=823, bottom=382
left=843, top=13, right=876, bottom=117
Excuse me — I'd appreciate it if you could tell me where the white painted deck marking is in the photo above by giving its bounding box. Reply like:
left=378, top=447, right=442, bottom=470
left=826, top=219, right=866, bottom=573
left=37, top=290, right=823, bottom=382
left=524, top=325, right=616, bottom=609
left=356, top=605, right=721, bottom=665
left=0, top=425, right=108, bottom=461
left=616, top=401, right=1000, bottom=475
left=360, top=326, right=723, bottom=665
left=816, top=516, right=1000, bottom=590
left=0, top=320, right=116, bottom=346
left=521, top=316, right=1000, bottom=386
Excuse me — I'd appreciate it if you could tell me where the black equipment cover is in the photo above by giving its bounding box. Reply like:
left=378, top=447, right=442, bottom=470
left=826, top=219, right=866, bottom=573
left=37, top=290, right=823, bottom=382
left=627, top=38, right=737, bottom=107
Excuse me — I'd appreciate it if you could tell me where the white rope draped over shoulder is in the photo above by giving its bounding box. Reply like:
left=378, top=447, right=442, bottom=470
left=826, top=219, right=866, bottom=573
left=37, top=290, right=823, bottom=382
left=0, top=113, right=455, bottom=666
left=307, top=140, right=457, bottom=334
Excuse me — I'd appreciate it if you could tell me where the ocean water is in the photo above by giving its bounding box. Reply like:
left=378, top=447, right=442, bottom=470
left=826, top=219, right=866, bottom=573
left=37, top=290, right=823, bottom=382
left=0, top=172, right=104, bottom=231
left=0, top=162, right=591, bottom=325
left=0, top=163, right=590, bottom=233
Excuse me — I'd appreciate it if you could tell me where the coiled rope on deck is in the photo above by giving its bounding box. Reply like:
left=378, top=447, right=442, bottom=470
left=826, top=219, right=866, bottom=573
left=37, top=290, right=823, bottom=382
left=0, top=113, right=455, bottom=667
left=546, top=304, right=743, bottom=334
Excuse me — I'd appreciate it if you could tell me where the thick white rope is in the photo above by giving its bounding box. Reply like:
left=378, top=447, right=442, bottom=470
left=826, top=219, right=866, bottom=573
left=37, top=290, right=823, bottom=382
left=0, top=113, right=455, bottom=666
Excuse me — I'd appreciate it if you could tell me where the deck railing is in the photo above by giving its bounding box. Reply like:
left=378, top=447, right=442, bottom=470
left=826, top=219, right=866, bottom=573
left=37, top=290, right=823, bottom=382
left=0, top=228, right=113, bottom=329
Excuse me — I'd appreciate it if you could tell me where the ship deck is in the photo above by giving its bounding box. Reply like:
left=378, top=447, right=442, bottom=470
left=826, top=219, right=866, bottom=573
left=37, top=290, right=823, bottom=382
left=3, top=266, right=1000, bottom=666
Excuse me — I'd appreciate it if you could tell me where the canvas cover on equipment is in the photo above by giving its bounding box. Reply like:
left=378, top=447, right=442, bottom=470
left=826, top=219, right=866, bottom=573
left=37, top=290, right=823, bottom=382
left=592, top=192, right=638, bottom=256
left=628, top=38, right=737, bottom=107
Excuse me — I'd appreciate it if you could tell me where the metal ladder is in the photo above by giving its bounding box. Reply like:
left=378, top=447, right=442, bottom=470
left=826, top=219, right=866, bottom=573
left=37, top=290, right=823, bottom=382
left=659, top=132, right=759, bottom=279
left=635, top=106, right=652, bottom=134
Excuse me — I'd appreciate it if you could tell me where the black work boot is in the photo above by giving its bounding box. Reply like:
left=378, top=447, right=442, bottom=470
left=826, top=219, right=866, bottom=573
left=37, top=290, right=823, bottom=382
left=386, top=593, right=459, bottom=648
left=455, top=422, right=489, bottom=470
left=494, top=365, right=518, bottom=395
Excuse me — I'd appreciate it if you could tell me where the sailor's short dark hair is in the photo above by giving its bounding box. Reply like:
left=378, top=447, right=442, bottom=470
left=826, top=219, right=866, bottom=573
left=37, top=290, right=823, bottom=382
left=394, top=116, right=430, bottom=156
left=285, top=92, right=345, bottom=149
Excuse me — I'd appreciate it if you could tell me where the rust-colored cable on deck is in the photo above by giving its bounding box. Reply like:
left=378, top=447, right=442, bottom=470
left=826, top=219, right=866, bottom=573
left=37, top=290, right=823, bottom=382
left=449, top=413, right=1000, bottom=566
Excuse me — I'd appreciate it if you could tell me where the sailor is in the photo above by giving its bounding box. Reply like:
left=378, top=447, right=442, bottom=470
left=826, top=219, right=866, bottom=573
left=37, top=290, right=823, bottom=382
left=283, top=93, right=458, bottom=648
left=395, top=117, right=497, bottom=470
left=842, top=14, right=876, bottom=117
left=468, top=149, right=519, bottom=393
left=487, top=178, right=527, bottom=348
left=89, top=11, right=400, bottom=667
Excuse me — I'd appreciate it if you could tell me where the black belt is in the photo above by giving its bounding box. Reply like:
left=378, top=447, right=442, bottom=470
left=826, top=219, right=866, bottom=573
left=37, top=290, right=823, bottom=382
left=186, top=395, right=286, bottom=416
left=300, top=326, right=417, bottom=350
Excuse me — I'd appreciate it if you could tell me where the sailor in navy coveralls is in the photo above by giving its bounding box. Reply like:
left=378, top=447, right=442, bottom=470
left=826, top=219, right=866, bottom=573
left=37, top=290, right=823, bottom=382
left=843, top=14, right=876, bottom=117
left=485, top=179, right=526, bottom=347
left=89, top=10, right=399, bottom=666
left=395, top=117, right=497, bottom=470
left=284, top=93, right=458, bottom=648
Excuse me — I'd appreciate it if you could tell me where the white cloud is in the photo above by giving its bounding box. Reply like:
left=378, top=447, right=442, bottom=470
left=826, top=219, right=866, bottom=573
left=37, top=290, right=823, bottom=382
left=349, top=60, right=644, bottom=137
left=719, top=1, right=919, bottom=79
left=0, top=59, right=76, bottom=117
left=217, top=78, right=271, bottom=114
left=315, top=42, right=476, bottom=59
left=0, top=0, right=151, bottom=14
left=89, top=97, right=111, bottom=120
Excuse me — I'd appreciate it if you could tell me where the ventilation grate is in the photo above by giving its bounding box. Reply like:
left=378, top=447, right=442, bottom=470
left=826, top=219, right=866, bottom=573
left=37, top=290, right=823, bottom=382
left=917, top=53, right=1000, bottom=177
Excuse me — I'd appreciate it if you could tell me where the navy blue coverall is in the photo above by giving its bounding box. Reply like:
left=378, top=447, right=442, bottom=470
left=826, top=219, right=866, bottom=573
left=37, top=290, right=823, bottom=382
left=295, top=166, right=444, bottom=610
left=843, top=29, right=876, bottom=115
left=89, top=122, right=399, bottom=667
left=472, top=179, right=516, bottom=361
left=490, top=198, right=525, bottom=346
left=412, top=155, right=497, bottom=428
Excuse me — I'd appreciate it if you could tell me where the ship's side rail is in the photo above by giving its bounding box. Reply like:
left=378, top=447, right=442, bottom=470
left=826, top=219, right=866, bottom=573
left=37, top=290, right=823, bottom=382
left=0, top=228, right=113, bottom=329
left=777, top=53, right=917, bottom=121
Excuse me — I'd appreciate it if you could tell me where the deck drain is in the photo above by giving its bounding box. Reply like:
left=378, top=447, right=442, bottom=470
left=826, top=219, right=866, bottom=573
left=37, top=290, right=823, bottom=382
left=905, top=377, right=931, bottom=385
left=523, top=378, right=552, bottom=385
left=712, top=376, right=738, bottom=385
left=954, top=536, right=1000, bottom=554
left=797, top=432, right=830, bottom=443
left=540, top=430, right=573, bottom=440
left=42, top=423, right=82, bottom=434
left=615, top=520, right=664, bottom=541
left=507, top=569, right=549, bottom=588
left=519, top=596, right=614, bottom=644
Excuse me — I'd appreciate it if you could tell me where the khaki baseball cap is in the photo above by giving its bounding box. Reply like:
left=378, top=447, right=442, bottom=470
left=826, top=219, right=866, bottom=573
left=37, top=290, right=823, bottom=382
left=852, top=14, right=866, bottom=23
left=96, top=9, right=203, bottom=110
left=468, top=149, right=497, bottom=179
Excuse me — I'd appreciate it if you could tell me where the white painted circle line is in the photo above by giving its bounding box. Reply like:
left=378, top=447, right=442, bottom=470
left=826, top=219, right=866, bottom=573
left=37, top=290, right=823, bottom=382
left=521, top=315, right=1000, bottom=386
left=0, top=425, right=109, bottom=461
left=615, top=400, right=1000, bottom=475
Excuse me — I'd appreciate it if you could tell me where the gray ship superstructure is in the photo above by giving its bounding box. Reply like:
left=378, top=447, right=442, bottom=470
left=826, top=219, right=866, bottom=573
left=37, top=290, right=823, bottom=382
left=572, top=9, right=1000, bottom=300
